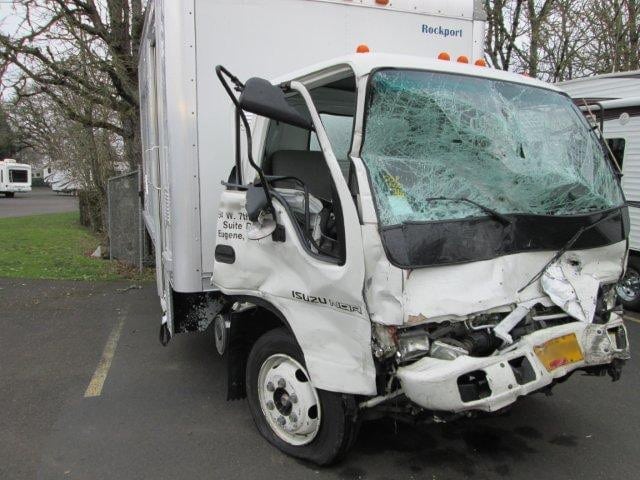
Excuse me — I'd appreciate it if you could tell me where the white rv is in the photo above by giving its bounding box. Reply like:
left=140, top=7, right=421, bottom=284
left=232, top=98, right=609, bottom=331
left=0, top=159, right=31, bottom=197
left=140, top=0, right=630, bottom=464
left=559, top=72, right=640, bottom=309
left=45, top=169, right=80, bottom=194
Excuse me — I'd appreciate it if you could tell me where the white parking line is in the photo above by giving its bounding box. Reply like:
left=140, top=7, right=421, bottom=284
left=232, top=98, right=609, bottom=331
left=84, top=315, right=125, bottom=398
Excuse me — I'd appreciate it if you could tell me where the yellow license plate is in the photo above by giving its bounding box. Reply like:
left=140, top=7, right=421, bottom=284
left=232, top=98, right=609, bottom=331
left=534, top=333, right=584, bottom=372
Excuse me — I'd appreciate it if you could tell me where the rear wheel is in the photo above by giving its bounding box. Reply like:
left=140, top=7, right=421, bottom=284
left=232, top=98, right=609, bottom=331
left=617, top=255, right=640, bottom=311
left=246, top=328, right=359, bottom=465
left=5, top=192, right=14, bottom=198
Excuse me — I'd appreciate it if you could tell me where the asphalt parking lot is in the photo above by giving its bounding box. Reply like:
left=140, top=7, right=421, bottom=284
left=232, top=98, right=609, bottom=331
left=0, top=187, right=78, bottom=218
left=2, top=278, right=640, bottom=480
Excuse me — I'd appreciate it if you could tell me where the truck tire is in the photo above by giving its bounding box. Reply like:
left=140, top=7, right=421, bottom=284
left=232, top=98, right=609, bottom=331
left=5, top=192, right=14, bottom=198
left=246, top=328, right=359, bottom=465
left=617, top=255, right=640, bottom=312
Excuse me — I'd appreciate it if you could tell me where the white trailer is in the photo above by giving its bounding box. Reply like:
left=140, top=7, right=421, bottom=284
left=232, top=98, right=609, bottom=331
left=0, top=159, right=31, bottom=197
left=558, top=72, right=640, bottom=309
left=140, top=0, right=630, bottom=464
left=45, top=169, right=80, bottom=194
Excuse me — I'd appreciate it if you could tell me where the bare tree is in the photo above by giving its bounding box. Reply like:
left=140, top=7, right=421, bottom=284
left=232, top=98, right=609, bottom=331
left=0, top=0, right=146, bottom=231
left=0, top=0, right=145, bottom=169
left=485, top=0, right=526, bottom=70
left=485, top=0, right=640, bottom=81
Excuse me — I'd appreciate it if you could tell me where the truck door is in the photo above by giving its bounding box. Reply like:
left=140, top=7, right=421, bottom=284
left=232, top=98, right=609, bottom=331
left=212, top=77, right=375, bottom=395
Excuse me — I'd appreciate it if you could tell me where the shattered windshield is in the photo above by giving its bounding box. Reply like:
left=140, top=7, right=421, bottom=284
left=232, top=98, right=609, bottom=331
left=361, top=69, right=624, bottom=226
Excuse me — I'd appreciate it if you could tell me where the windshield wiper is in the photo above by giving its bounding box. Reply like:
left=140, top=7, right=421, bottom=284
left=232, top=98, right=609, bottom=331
left=517, top=207, right=623, bottom=293
left=423, top=196, right=513, bottom=226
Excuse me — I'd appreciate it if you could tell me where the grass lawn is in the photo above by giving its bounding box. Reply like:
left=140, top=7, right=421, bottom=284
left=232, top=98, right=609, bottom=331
left=0, top=212, right=153, bottom=281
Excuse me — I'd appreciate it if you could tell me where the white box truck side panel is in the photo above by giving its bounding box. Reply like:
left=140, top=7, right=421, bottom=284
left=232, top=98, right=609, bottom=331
left=194, top=0, right=484, bottom=282
left=156, top=0, right=202, bottom=292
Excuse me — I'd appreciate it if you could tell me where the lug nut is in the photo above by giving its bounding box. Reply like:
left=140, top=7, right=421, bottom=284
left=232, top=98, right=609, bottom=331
left=278, top=378, right=286, bottom=389
left=266, top=401, right=274, bottom=410
left=266, top=382, right=275, bottom=392
left=290, top=394, right=298, bottom=404
left=277, top=416, right=286, bottom=426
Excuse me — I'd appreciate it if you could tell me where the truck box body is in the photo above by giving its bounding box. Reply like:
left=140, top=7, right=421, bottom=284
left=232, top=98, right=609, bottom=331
left=139, top=0, right=487, bottom=296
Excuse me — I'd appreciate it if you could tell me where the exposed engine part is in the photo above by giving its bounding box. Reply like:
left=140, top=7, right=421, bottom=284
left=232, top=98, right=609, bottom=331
left=430, top=340, right=468, bottom=360
left=372, top=324, right=397, bottom=359
left=359, top=389, right=404, bottom=409
left=396, top=328, right=430, bottom=363
left=493, top=305, right=530, bottom=344
left=532, top=313, right=568, bottom=321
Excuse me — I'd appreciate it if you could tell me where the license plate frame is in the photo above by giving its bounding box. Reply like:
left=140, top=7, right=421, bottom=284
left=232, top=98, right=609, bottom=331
left=534, top=333, right=584, bottom=372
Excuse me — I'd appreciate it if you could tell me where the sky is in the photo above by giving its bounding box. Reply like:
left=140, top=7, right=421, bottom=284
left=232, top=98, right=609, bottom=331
left=0, top=2, right=24, bottom=36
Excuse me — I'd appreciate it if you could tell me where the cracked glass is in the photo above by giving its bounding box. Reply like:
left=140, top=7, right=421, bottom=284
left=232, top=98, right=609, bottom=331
left=361, top=69, right=624, bottom=226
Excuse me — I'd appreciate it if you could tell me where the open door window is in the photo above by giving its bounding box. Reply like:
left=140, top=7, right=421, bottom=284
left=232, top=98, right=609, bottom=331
left=260, top=76, right=357, bottom=263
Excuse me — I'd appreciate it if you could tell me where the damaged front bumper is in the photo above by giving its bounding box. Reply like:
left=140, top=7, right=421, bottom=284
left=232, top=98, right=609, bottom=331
left=396, top=315, right=630, bottom=413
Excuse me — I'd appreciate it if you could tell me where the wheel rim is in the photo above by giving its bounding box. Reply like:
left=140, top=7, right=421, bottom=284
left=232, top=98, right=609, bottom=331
left=617, top=268, right=640, bottom=302
left=257, top=354, right=321, bottom=446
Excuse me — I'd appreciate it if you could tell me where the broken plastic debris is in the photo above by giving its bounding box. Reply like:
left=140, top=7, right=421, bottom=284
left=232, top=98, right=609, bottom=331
left=361, top=70, right=623, bottom=225
left=541, top=261, right=599, bottom=322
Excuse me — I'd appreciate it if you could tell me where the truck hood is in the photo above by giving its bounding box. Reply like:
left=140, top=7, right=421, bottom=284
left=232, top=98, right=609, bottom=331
left=402, top=240, right=626, bottom=324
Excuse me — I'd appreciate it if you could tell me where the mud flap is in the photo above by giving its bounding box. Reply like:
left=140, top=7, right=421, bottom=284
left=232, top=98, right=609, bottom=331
left=159, top=315, right=171, bottom=346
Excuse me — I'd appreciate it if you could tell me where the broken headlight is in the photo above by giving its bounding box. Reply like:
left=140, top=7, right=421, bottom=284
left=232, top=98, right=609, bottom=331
left=397, top=328, right=430, bottom=363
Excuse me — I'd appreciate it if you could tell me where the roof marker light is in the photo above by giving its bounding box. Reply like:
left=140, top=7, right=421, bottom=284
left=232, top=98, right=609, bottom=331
left=457, top=55, right=469, bottom=64
left=356, top=44, right=370, bottom=53
left=375, top=0, right=389, bottom=4
left=474, top=58, right=487, bottom=67
left=437, top=52, right=451, bottom=61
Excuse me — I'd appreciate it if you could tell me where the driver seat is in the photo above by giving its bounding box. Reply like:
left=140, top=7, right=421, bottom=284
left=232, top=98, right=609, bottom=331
left=264, top=150, right=333, bottom=202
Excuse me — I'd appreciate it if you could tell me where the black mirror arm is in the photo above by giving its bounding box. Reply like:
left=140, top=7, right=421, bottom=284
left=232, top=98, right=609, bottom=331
left=216, top=65, right=275, bottom=215
left=263, top=175, right=311, bottom=239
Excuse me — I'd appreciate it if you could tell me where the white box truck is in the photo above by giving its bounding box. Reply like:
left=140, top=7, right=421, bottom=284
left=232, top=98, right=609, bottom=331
left=140, top=0, right=630, bottom=464
left=558, top=72, right=640, bottom=310
left=0, top=159, right=31, bottom=197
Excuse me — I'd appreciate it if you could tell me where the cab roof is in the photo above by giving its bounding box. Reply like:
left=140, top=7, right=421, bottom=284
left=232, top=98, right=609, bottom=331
left=274, top=53, right=561, bottom=93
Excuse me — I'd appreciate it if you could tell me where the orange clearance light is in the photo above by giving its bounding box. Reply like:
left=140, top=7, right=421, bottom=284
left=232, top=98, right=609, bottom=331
left=437, top=52, right=451, bottom=61
left=474, top=58, right=487, bottom=67
left=356, top=44, right=370, bottom=53
left=375, top=0, right=389, bottom=4
left=457, top=55, right=469, bottom=64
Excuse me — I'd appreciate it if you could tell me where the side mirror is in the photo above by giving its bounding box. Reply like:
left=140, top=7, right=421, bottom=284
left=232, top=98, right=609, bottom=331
left=239, top=78, right=314, bottom=130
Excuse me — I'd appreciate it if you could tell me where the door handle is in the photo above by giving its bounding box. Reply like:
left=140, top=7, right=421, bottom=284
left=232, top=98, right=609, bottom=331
left=215, top=244, right=236, bottom=264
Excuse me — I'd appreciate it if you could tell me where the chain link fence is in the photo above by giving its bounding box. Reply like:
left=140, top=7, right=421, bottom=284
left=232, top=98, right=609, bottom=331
left=107, top=170, right=150, bottom=269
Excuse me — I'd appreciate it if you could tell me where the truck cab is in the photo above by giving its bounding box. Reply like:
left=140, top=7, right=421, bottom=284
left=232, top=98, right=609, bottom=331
left=211, top=53, right=630, bottom=464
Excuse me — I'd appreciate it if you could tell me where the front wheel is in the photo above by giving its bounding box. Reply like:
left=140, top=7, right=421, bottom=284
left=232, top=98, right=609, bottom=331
left=246, top=328, right=359, bottom=465
left=4, top=192, right=15, bottom=198
left=617, top=256, right=640, bottom=311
